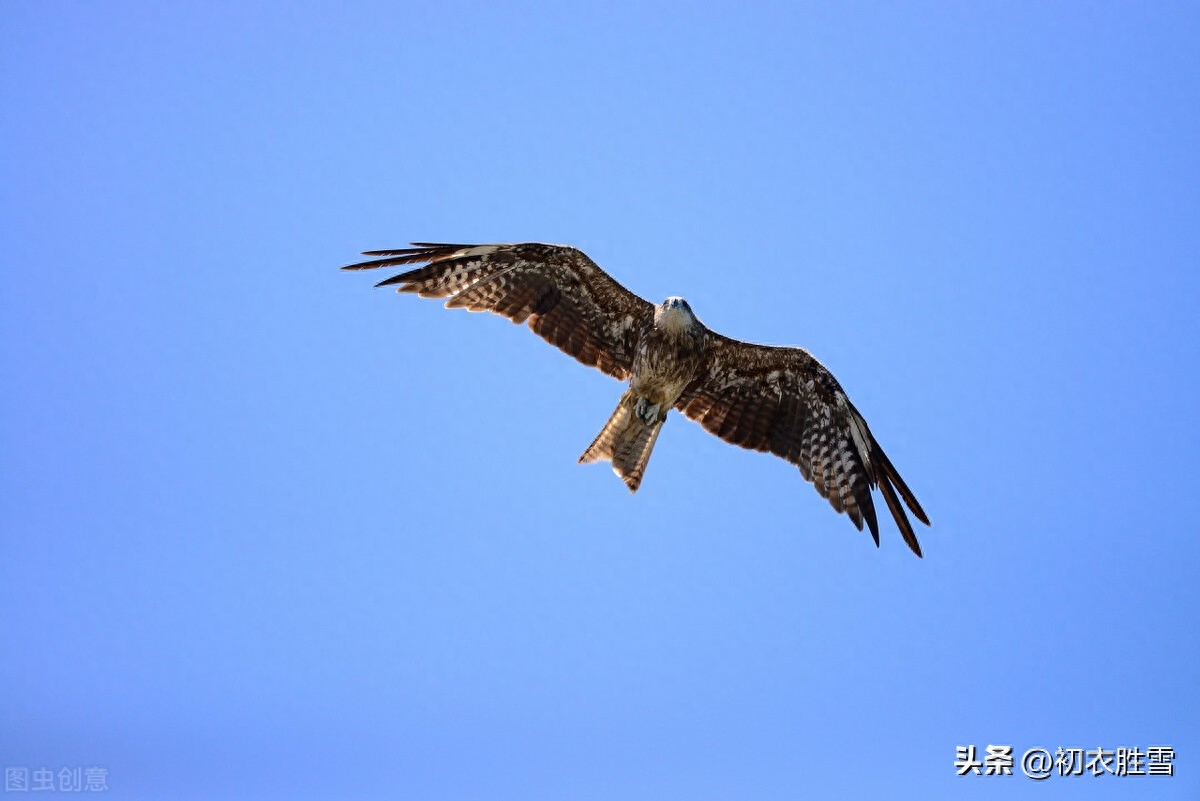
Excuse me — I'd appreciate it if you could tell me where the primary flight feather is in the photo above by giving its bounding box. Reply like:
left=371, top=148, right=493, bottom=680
left=343, top=242, right=931, bottom=555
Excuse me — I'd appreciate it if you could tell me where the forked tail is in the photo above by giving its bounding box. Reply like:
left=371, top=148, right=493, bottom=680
left=578, top=389, right=665, bottom=493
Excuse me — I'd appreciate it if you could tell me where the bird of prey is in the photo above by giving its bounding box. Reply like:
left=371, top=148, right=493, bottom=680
left=343, top=242, right=930, bottom=555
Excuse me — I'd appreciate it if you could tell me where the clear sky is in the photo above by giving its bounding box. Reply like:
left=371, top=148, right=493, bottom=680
left=2, top=2, right=1197, bottom=799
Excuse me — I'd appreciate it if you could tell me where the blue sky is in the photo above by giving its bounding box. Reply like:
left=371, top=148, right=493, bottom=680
left=2, top=1, right=1197, bottom=798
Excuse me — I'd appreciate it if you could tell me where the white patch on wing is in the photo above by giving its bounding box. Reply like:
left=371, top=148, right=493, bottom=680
left=450, top=245, right=501, bottom=260
left=609, top=315, right=635, bottom=337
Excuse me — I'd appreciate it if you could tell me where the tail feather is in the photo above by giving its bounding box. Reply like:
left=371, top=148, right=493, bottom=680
left=611, top=417, right=664, bottom=492
left=579, top=390, right=665, bottom=493
left=579, top=391, right=635, bottom=466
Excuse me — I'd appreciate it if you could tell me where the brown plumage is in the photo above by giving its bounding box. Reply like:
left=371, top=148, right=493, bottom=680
left=343, top=242, right=930, bottom=556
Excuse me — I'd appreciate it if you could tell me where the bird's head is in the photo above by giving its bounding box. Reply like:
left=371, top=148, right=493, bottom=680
left=655, top=296, right=697, bottom=332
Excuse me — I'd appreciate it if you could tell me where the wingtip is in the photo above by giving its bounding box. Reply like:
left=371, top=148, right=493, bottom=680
left=876, top=468, right=923, bottom=557
left=877, top=446, right=930, bottom=527
left=342, top=258, right=383, bottom=270
left=866, top=517, right=881, bottom=547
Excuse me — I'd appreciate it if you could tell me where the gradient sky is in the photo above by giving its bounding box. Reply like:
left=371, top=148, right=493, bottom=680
left=2, top=2, right=1197, bottom=799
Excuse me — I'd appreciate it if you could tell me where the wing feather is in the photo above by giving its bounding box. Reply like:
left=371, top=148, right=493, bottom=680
left=343, top=243, right=654, bottom=381
left=678, top=334, right=928, bottom=555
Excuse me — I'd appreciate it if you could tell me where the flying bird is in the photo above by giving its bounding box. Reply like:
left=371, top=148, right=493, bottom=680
left=343, top=242, right=930, bottom=555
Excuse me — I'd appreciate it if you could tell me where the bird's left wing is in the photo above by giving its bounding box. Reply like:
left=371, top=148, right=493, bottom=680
left=676, top=333, right=930, bottom=555
left=343, top=243, right=655, bottom=381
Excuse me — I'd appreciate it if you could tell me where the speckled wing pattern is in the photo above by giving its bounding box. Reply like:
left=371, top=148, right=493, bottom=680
left=342, top=243, right=655, bottom=380
left=676, top=334, right=930, bottom=556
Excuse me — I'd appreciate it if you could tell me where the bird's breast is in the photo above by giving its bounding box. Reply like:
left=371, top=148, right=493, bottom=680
left=629, top=328, right=706, bottom=405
